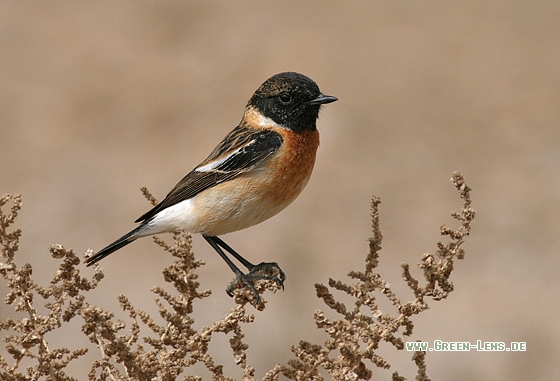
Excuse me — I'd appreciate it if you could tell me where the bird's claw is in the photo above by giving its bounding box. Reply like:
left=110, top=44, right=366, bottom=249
left=226, top=262, right=286, bottom=303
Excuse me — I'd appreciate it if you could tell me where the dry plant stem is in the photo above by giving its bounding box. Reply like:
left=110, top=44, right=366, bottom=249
left=80, top=184, right=278, bottom=380
left=275, top=172, right=474, bottom=380
left=0, top=194, right=53, bottom=378
left=1, top=194, right=103, bottom=381
left=93, top=329, right=120, bottom=381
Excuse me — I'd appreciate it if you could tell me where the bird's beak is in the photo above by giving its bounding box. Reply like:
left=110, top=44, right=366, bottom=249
left=307, top=94, right=338, bottom=105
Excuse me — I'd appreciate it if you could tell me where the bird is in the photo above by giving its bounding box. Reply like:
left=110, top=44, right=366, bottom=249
left=85, top=72, right=337, bottom=302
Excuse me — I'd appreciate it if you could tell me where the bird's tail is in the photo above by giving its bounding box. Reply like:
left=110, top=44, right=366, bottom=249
left=85, top=224, right=146, bottom=266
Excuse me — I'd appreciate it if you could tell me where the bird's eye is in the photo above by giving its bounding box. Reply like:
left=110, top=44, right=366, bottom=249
left=278, top=93, right=292, bottom=104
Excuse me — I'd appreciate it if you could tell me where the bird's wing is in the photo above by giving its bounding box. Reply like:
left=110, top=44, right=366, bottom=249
left=135, top=126, right=283, bottom=223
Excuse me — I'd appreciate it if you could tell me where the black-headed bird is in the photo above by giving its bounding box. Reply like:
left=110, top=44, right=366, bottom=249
left=86, top=72, right=337, bottom=301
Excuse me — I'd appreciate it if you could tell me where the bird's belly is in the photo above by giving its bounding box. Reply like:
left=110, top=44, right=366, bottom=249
left=188, top=170, right=311, bottom=236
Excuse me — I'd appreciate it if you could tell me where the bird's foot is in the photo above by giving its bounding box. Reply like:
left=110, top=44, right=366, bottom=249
left=226, top=262, right=286, bottom=304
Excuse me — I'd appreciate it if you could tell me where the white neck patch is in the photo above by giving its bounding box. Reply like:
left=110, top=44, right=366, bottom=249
left=244, top=107, right=286, bottom=129
left=256, top=112, right=282, bottom=128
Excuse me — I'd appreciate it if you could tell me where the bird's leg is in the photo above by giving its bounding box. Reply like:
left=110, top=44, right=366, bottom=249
left=210, top=236, right=255, bottom=271
left=202, top=235, right=286, bottom=302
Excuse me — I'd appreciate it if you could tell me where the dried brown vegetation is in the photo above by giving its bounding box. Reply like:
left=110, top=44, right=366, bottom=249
left=1, top=172, right=474, bottom=380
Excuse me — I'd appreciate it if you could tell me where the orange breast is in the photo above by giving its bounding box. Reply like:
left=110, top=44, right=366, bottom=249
left=259, top=127, right=320, bottom=207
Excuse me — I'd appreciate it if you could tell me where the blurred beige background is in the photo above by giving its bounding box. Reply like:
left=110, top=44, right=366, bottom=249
left=1, top=1, right=559, bottom=380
